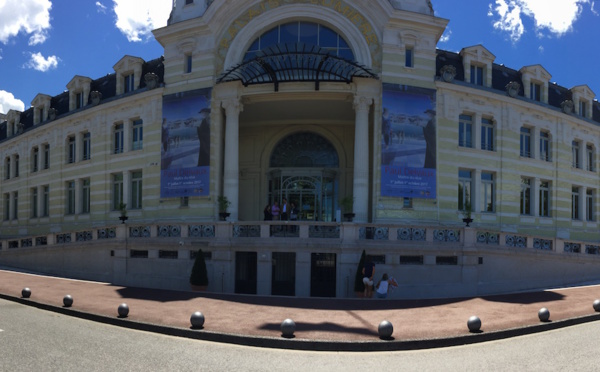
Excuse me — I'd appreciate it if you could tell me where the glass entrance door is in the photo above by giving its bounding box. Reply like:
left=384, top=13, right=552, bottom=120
left=268, top=170, right=338, bottom=221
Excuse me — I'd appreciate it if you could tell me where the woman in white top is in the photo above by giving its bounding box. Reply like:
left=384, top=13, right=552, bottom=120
left=375, top=273, right=398, bottom=298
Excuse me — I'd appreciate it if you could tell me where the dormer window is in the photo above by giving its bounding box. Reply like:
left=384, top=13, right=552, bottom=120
left=185, top=54, right=193, bottom=73
left=67, top=76, right=92, bottom=111
left=124, top=73, right=135, bottom=93
left=76, top=92, right=84, bottom=109
left=571, top=85, right=595, bottom=119
left=460, top=45, right=495, bottom=89
left=530, top=82, right=541, bottom=101
left=470, top=65, right=484, bottom=86
left=579, top=100, right=587, bottom=117
left=520, top=65, right=551, bottom=104
left=113, top=56, right=144, bottom=96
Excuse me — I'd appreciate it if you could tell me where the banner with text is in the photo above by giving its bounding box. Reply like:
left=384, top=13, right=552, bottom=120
left=161, top=88, right=212, bottom=198
left=381, top=84, right=436, bottom=198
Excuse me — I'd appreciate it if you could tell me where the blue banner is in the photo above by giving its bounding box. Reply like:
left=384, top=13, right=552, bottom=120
left=161, top=89, right=212, bottom=198
left=381, top=84, right=436, bottom=198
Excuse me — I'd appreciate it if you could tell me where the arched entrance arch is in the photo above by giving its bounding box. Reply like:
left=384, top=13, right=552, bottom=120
left=267, top=132, right=340, bottom=222
left=219, top=2, right=380, bottom=70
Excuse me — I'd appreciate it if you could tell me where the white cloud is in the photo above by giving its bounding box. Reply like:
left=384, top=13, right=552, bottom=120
left=439, top=29, right=452, bottom=43
left=0, top=0, right=52, bottom=45
left=489, top=0, right=592, bottom=42
left=0, top=91, right=25, bottom=115
left=112, top=0, right=171, bottom=42
left=96, top=1, right=107, bottom=14
left=24, top=52, right=59, bottom=72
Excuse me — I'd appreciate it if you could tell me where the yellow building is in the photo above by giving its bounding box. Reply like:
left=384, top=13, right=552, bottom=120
left=1, top=0, right=599, bottom=298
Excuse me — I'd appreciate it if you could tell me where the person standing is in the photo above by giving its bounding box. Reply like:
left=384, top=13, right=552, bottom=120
left=281, top=197, right=289, bottom=221
left=362, top=257, right=375, bottom=298
left=271, top=201, right=280, bottom=220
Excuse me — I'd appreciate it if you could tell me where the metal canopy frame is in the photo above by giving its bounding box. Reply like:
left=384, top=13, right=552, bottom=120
left=217, top=43, right=378, bottom=91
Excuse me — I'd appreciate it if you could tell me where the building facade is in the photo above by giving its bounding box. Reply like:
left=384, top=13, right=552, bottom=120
left=1, top=0, right=600, bottom=298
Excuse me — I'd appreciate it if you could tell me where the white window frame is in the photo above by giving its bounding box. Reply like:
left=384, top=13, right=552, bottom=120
left=520, top=178, right=532, bottom=215
left=459, top=114, right=473, bottom=148
left=539, top=181, right=551, bottom=217
left=481, top=118, right=494, bottom=151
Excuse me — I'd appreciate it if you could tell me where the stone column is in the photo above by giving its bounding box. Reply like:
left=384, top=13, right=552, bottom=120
left=353, top=95, right=372, bottom=223
left=222, top=98, right=243, bottom=221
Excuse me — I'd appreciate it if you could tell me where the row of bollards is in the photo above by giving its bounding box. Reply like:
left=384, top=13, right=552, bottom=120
left=19, top=287, right=600, bottom=340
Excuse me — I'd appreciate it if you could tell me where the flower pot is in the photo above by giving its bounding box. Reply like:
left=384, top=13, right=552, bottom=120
left=462, top=218, right=473, bottom=227
left=343, top=213, right=355, bottom=222
left=219, top=212, right=230, bottom=221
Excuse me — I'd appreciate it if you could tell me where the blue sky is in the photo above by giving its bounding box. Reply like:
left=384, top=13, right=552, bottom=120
left=1, top=0, right=599, bottom=114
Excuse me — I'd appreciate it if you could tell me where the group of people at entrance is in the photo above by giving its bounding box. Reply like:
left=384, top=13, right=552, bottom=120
left=263, top=198, right=299, bottom=221
left=362, top=257, right=398, bottom=298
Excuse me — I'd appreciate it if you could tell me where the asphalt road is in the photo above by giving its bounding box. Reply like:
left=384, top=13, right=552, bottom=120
left=1, top=298, right=598, bottom=371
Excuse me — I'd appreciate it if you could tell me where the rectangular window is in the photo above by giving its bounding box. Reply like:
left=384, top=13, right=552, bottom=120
left=131, top=171, right=143, bottom=209
left=112, top=173, right=123, bottom=211
left=66, top=181, right=75, bottom=215
left=132, top=119, right=143, bottom=151
left=124, top=73, right=135, bottom=93
left=579, top=101, right=587, bottom=117
left=470, top=65, right=483, bottom=86
left=4, top=157, right=9, bottom=180
left=43, top=144, right=50, bottom=169
left=539, top=131, right=550, bottom=161
left=82, top=132, right=91, bottom=161
left=12, top=191, right=18, bottom=220
left=42, top=185, right=49, bottom=217
left=185, top=54, right=192, bottom=73
left=405, top=47, right=414, bottom=68
left=76, top=92, right=84, bottom=109
left=530, top=82, right=541, bottom=101
left=481, top=172, right=495, bottom=212
left=31, top=188, right=38, bottom=218
left=481, top=118, right=494, bottom=151
left=82, top=179, right=90, bottom=214
left=586, top=145, right=595, bottom=171
left=572, top=186, right=580, bottom=220
left=14, top=155, right=19, bottom=177
left=180, top=196, right=189, bottom=207
left=539, top=181, right=550, bottom=217
left=586, top=189, right=595, bottom=222
left=4, top=193, right=10, bottom=221
left=572, top=140, right=581, bottom=168
left=520, top=127, right=531, bottom=157
left=68, top=136, right=76, bottom=164
left=32, top=147, right=39, bottom=172
left=520, top=178, right=532, bottom=215
left=114, top=124, right=124, bottom=154
left=403, top=197, right=413, bottom=209
left=458, top=114, right=473, bottom=148
left=458, top=169, right=472, bottom=211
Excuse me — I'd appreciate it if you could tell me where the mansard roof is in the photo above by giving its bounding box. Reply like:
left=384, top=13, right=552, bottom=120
left=436, top=48, right=600, bottom=125
left=0, top=57, right=164, bottom=142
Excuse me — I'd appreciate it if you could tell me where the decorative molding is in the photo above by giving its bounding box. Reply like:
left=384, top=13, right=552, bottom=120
left=144, top=73, right=159, bottom=89
left=440, top=65, right=456, bottom=83
left=561, top=100, right=574, bottom=114
left=505, top=81, right=520, bottom=98
left=90, top=91, right=102, bottom=106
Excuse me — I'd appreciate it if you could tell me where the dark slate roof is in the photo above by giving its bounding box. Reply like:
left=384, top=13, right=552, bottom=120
left=0, top=56, right=164, bottom=142
left=436, top=49, right=600, bottom=125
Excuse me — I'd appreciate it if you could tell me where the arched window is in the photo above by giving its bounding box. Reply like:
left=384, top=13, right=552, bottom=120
left=244, top=22, right=354, bottom=62
left=270, top=132, right=339, bottom=168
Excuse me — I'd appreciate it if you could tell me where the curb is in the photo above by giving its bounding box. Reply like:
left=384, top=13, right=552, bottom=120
left=2, top=292, right=600, bottom=351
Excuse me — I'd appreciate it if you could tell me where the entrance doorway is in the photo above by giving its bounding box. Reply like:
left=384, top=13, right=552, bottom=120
left=235, top=251, right=257, bottom=294
left=272, top=252, right=296, bottom=296
left=268, top=132, right=340, bottom=222
left=310, top=253, right=337, bottom=297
